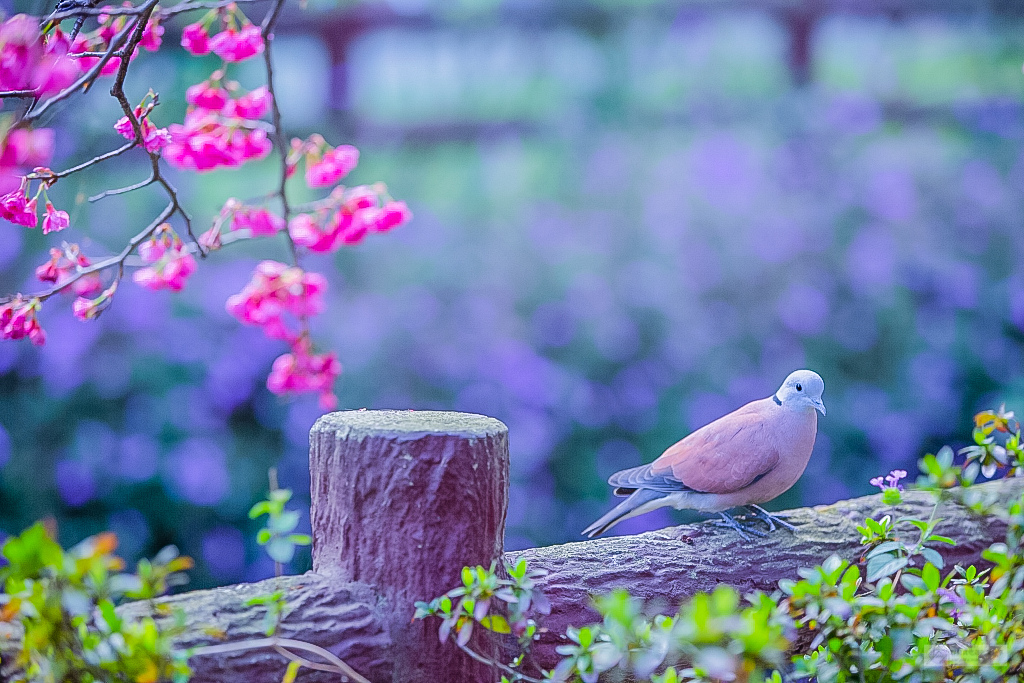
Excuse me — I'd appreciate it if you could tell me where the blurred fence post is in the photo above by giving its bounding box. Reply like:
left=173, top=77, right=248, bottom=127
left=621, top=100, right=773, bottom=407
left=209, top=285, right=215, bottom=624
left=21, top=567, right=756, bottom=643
left=309, top=410, right=510, bottom=683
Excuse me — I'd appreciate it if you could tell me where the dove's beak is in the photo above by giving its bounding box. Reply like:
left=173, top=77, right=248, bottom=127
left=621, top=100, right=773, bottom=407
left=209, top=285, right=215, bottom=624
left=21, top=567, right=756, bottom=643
left=813, top=398, right=826, bottom=416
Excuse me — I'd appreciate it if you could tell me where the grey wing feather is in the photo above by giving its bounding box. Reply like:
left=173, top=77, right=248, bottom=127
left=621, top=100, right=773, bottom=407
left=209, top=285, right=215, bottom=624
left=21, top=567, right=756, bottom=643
left=607, top=463, right=694, bottom=496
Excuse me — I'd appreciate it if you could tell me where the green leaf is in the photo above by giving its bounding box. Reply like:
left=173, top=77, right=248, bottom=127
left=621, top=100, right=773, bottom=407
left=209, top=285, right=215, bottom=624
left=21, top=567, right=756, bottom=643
left=867, top=555, right=909, bottom=582
left=266, top=538, right=296, bottom=564
left=921, top=562, right=941, bottom=591
left=248, top=501, right=272, bottom=520
left=480, top=614, right=511, bottom=633
left=286, top=534, right=312, bottom=546
left=866, top=541, right=904, bottom=558
left=256, top=529, right=272, bottom=545
left=928, top=535, right=956, bottom=545
left=920, top=547, right=945, bottom=570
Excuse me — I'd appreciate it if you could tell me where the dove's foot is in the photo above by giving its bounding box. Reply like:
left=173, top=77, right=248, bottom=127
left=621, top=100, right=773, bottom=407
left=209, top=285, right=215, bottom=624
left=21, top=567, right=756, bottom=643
left=746, top=504, right=797, bottom=532
left=710, top=510, right=768, bottom=540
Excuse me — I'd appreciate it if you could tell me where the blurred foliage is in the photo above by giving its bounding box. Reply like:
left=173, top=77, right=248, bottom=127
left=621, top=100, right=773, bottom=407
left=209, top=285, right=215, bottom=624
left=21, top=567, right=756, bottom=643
left=3, top=2, right=1024, bottom=586
left=0, top=525, right=191, bottom=683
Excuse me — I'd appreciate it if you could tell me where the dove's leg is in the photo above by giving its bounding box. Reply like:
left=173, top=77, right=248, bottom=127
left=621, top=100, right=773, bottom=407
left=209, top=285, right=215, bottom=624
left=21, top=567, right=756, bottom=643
left=746, top=504, right=797, bottom=532
left=709, top=510, right=767, bottom=540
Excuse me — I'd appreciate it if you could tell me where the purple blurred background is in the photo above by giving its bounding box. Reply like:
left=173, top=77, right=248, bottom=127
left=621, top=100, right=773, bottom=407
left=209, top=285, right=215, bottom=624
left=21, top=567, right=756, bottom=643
left=2, top=0, right=1024, bottom=586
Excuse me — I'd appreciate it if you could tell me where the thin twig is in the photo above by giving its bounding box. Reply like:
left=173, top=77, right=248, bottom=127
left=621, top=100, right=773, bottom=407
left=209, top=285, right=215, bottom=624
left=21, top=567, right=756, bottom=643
left=0, top=90, right=38, bottom=99
left=260, top=0, right=299, bottom=266
left=29, top=141, right=135, bottom=180
left=104, top=3, right=194, bottom=245
left=44, top=0, right=264, bottom=22
left=26, top=6, right=146, bottom=122
left=190, top=636, right=372, bottom=683
left=159, top=0, right=267, bottom=18
left=89, top=174, right=155, bottom=202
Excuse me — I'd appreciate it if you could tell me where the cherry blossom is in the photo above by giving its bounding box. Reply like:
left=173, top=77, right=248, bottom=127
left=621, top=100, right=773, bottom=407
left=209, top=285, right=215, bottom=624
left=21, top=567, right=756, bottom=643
left=0, top=188, right=37, bottom=227
left=34, top=245, right=103, bottom=296
left=267, top=340, right=341, bottom=410
left=0, top=16, right=77, bottom=97
left=41, top=202, right=69, bottom=234
left=181, top=22, right=211, bottom=55
left=209, top=24, right=264, bottom=63
left=72, top=281, right=118, bottom=321
left=0, top=297, right=45, bottom=345
left=229, top=205, right=284, bottom=236
left=288, top=185, right=411, bottom=253
left=0, top=128, right=54, bottom=170
left=226, top=261, right=327, bottom=341
left=132, top=224, right=197, bottom=292
left=305, top=144, right=359, bottom=188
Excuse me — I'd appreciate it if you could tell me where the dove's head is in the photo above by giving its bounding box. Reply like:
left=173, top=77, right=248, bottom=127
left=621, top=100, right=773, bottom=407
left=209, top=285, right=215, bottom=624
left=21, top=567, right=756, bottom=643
left=775, top=370, right=826, bottom=415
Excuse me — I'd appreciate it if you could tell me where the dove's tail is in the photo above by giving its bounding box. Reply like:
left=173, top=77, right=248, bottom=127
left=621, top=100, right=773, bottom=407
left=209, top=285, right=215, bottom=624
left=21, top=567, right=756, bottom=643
left=581, top=488, right=672, bottom=538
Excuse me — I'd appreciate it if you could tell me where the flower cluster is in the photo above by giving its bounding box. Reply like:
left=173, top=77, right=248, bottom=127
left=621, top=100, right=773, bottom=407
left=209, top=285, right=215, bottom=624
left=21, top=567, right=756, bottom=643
left=869, top=469, right=907, bottom=491
left=1, top=172, right=70, bottom=232
left=289, top=185, right=411, bottom=253
left=180, top=5, right=264, bottom=62
left=0, top=16, right=77, bottom=98
left=0, top=182, right=37, bottom=226
left=0, top=297, right=45, bottom=345
left=132, top=224, right=197, bottom=292
left=226, top=262, right=338, bottom=407
left=70, top=7, right=163, bottom=77
left=72, top=280, right=118, bottom=321
left=35, top=243, right=102, bottom=296
left=226, top=261, right=326, bottom=341
left=266, top=339, right=341, bottom=410
left=114, top=94, right=171, bottom=153
left=165, top=73, right=272, bottom=172
left=289, top=135, right=359, bottom=188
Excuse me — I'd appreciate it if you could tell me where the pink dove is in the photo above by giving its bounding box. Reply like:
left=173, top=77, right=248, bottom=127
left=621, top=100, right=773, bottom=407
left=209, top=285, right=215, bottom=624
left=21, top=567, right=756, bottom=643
left=583, top=369, right=825, bottom=539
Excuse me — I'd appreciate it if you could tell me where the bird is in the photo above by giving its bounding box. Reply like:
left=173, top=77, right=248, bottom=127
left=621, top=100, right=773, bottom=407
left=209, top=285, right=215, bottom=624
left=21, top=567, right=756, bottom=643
left=582, top=369, right=825, bottom=540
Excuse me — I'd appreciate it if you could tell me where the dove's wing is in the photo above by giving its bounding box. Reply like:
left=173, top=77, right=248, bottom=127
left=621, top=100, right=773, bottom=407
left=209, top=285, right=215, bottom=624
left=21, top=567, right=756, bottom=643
left=608, top=399, right=781, bottom=495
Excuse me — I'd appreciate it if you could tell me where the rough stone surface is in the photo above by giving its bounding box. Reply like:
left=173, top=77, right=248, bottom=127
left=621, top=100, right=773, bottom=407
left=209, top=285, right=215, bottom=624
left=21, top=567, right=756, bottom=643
left=309, top=410, right=510, bottom=682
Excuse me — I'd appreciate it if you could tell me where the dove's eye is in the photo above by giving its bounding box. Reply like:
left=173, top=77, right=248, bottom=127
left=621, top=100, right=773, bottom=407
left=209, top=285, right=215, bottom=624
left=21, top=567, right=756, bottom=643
left=796, top=383, right=803, bottom=391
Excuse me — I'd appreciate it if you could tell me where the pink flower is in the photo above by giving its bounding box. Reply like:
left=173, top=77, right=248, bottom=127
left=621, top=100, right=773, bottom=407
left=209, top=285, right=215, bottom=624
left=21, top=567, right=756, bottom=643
left=266, top=339, right=341, bottom=408
left=288, top=213, right=337, bottom=253
left=231, top=206, right=283, bottom=236
left=0, top=297, right=45, bottom=346
left=226, top=262, right=328, bottom=341
left=34, top=244, right=100, bottom=294
left=373, top=200, right=411, bottom=233
left=225, top=85, right=271, bottom=119
left=0, top=15, right=42, bottom=92
left=31, top=30, right=78, bottom=97
left=72, top=280, right=118, bottom=321
left=114, top=109, right=170, bottom=153
left=140, top=17, right=163, bottom=51
left=132, top=224, right=197, bottom=291
left=42, top=201, right=69, bottom=234
left=305, top=145, right=359, bottom=188
left=0, top=190, right=37, bottom=227
left=164, top=109, right=272, bottom=173
left=0, top=128, right=55, bottom=168
left=198, top=224, right=222, bottom=251
left=209, top=24, right=264, bottom=62
left=185, top=80, right=229, bottom=111
left=181, top=22, right=211, bottom=55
